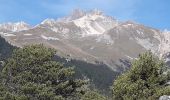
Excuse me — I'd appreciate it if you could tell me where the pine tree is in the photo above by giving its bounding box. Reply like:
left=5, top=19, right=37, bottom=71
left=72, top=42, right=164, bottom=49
left=112, top=51, right=170, bottom=100
left=0, top=44, right=87, bottom=100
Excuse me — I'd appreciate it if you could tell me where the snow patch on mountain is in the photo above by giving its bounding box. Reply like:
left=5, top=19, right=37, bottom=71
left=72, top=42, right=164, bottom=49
left=0, top=32, right=16, bottom=37
left=41, top=35, right=59, bottom=41
left=136, top=30, right=144, bottom=35
left=73, top=15, right=105, bottom=35
left=73, top=14, right=118, bottom=36
left=24, top=34, right=32, bottom=36
left=41, top=19, right=56, bottom=26
left=51, top=27, right=58, bottom=33
left=123, top=24, right=134, bottom=28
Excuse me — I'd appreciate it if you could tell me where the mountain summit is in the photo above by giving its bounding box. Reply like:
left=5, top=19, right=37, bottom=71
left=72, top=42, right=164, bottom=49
left=0, top=10, right=170, bottom=71
left=0, top=21, right=31, bottom=32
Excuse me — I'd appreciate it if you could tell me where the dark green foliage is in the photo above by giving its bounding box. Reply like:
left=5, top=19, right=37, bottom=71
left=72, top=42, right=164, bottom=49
left=112, top=51, right=170, bottom=100
left=0, top=44, right=87, bottom=100
left=0, top=36, right=15, bottom=61
left=81, top=91, right=107, bottom=100
left=0, top=36, right=16, bottom=69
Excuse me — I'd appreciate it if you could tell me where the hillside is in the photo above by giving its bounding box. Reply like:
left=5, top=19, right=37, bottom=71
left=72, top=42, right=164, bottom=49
left=0, top=36, right=15, bottom=61
left=0, top=36, right=117, bottom=94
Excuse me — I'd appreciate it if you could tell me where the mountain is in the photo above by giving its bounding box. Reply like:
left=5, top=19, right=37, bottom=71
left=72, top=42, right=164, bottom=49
left=0, top=21, right=31, bottom=33
left=0, top=9, right=170, bottom=72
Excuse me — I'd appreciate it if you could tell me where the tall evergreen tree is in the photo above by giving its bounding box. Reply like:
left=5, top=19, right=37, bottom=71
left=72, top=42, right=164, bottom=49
left=112, top=51, right=170, bottom=100
left=0, top=44, right=87, bottom=100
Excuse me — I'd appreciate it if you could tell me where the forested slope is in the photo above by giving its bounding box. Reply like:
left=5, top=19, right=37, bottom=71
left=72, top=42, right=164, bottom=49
left=0, top=36, right=15, bottom=61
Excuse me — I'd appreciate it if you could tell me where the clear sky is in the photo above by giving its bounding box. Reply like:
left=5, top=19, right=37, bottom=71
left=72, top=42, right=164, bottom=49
left=0, top=0, right=169, bottom=30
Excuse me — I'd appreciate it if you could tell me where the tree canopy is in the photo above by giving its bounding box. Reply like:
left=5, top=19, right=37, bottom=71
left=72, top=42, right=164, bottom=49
left=112, top=51, right=170, bottom=100
left=0, top=44, right=87, bottom=100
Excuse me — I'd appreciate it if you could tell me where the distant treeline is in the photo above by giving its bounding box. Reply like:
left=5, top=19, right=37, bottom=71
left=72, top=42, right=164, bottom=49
left=54, top=55, right=120, bottom=94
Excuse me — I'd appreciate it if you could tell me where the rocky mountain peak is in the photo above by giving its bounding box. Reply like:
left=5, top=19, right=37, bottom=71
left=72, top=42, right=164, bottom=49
left=70, top=9, right=86, bottom=19
left=88, top=9, right=103, bottom=15
left=0, top=21, right=31, bottom=32
left=59, top=9, right=105, bottom=22
left=41, top=19, right=56, bottom=26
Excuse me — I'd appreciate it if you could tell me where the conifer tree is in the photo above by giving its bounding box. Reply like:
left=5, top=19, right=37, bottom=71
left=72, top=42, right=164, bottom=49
left=0, top=44, right=87, bottom=100
left=112, top=51, right=170, bottom=100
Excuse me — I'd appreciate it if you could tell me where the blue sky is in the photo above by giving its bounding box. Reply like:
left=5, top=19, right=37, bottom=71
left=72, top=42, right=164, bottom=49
left=0, top=0, right=170, bottom=30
